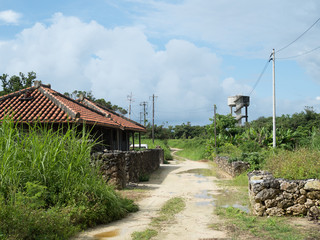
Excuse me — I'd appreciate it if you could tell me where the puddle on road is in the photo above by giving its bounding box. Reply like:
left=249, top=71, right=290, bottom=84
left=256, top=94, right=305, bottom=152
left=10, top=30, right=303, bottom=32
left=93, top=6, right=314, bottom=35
left=178, top=168, right=214, bottom=177
left=214, top=189, right=250, bottom=213
left=178, top=168, right=226, bottom=179
left=195, top=190, right=215, bottom=206
left=93, top=229, right=120, bottom=239
left=194, top=189, right=249, bottom=213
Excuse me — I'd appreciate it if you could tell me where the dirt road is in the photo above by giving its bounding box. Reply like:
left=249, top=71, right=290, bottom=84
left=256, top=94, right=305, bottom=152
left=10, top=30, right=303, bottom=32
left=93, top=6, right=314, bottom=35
left=75, top=150, right=229, bottom=240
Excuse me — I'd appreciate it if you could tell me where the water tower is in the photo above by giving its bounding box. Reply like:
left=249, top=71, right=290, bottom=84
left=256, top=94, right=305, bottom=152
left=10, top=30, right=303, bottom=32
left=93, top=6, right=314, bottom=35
left=228, top=95, right=250, bottom=125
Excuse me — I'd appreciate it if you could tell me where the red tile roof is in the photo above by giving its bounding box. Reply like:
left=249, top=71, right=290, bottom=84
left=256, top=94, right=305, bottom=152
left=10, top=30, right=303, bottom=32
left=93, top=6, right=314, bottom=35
left=0, top=84, right=146, bottom=132
left=79, top=98, right=146, bottom=132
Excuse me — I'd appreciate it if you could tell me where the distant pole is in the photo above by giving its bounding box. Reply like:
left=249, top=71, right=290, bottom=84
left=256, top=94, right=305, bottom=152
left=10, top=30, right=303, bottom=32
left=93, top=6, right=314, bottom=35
left=214, top=104, right=217, bottom=151
left=272, top=49, right=276, bottom=148
left=127, top=92, right=134, bottom=119
left=140, top=101, right=148, bottom=127
left=150, top=94, right=157, bottom=144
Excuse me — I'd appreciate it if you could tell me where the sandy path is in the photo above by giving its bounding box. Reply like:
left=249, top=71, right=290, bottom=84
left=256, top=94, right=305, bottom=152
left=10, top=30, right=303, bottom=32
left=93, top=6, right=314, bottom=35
left=75, top=151, right=228, bottom=240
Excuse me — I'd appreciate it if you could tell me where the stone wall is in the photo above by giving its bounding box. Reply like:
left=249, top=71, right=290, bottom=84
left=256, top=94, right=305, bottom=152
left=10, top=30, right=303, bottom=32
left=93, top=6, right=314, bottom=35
left=215, top=156, right=250, bottom=177
left=91, top=149, right=163, bottom=189
left=248, top=171, right=320, bottom=219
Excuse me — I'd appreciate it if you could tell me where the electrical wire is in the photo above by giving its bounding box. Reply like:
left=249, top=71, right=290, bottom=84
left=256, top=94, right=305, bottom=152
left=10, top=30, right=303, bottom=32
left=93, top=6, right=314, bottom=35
left=157, top=107, right=212, bottom=114
left=248, top=59, right=271, bottom=96
left=276, top=16, right=320, bottom=53
left=277, top=45, right=320, bottom=59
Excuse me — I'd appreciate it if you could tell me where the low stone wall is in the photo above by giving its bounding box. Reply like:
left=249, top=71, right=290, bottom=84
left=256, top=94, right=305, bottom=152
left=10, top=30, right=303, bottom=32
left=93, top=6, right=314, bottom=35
left=215, top=156, right=250, bottom=177
left=91, top=149, right=163, bottom=189
left=248, top=171, right=320, bottom=219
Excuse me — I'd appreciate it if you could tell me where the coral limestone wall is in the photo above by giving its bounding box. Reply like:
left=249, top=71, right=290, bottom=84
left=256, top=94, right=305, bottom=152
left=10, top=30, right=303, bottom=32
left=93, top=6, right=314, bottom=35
left=248, top=171, right=320, bottom=219
left=215, top=156, right=250, bottom=177
left=91, top=149, right=163, bottom=189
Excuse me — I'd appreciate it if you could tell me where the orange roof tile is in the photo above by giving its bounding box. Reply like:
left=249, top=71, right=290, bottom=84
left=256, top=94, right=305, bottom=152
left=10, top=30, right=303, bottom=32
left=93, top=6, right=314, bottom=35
left=80, top=98, right=146, bottom=132
left=0, top=84, right=146, bottom=132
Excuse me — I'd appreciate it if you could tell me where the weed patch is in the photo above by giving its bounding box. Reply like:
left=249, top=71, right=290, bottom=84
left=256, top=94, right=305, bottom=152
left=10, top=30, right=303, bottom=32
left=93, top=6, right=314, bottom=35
left=216, top=207, right=303, bottom=240
left=132, top=197, right=185, bottom=240
left=131, top=228, right=158, bottom=240
left=151, top=197, right=185, bottom=227
left=265, top=148, right=320, bottom=179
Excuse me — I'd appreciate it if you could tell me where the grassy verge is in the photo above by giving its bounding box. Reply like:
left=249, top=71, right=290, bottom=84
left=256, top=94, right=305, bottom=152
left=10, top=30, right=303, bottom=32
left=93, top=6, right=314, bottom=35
left=0, top=119, right=137, bottom=239
left=131, top=197, right=185, bottom=240
left=215, top=207, right=303, bottom=240
left=213, top=168, right=320, bottom=240
left=167, top=138, right=208, bottom=160
left=264, top=148, right=320, bottom=179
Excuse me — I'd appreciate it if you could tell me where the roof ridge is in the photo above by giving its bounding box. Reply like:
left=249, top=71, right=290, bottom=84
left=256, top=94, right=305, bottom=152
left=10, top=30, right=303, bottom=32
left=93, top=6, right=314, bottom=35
left=95, top=101, right=145, bottom=129
left=0, top=87, right=35, bottom=102
left=83, top=98, right=146, bottom=131
left=80, top=98, right=123, bottom=129
left=38, top=87, right=80, bottom=120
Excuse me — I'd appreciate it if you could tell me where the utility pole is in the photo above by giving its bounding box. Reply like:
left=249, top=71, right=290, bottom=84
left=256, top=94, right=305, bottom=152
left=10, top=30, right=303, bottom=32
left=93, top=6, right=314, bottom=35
left=149, top=94, right=157, bottom=144
left=214, top=104, right=217, bottom=152
left=139, top=112, right=143, bottom=124
left=271, top=49, right=276, bottom=148
left=127, top=92, right=134, bottom=119
left=140, top=101, right=148, bottom=126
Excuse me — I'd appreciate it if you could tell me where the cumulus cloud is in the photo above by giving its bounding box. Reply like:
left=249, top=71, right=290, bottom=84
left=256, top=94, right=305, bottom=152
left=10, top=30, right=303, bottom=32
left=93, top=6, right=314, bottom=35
left=0, top=13, right=235, bottom=125
left=131, top=0, right=320, bottom=56
left=0, top=12, right=312, bottom=125
left=0, top=10, right=21, bottom=24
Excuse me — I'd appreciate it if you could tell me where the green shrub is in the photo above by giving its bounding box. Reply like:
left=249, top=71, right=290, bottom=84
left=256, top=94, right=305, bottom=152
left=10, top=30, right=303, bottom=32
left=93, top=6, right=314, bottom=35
left=239, top=140, right=261, bottom=153
left=228, top=152, right=267, bottom=171
left=0, top=203, right=79, bottom=240
left=217, top=143, right=242, bottom=158
left=264, top=148, right=320, bottom=180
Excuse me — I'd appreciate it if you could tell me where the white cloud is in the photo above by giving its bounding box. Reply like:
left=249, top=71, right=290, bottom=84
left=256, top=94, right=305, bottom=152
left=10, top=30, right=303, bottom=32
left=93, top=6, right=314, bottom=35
left=0, top=10, right=21, bottom=24
left=0, top=13, right=229, bottom=124
left=0, top=12, right=315, bottom=125
left=132, top=0, right=320, bottom=57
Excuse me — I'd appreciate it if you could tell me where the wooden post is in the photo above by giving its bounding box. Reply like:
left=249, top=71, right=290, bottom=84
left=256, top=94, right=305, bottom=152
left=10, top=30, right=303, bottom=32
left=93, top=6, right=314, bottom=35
left=139, top=132, right=141, bottom=149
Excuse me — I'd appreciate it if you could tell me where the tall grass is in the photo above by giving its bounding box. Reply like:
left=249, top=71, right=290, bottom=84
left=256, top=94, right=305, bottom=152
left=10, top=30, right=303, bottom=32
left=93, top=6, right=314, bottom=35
left=168, top=138, right=208, bottom=160
left=264, top=148, right=320, bottom=180
left=0, top=118, right=137, bottom=239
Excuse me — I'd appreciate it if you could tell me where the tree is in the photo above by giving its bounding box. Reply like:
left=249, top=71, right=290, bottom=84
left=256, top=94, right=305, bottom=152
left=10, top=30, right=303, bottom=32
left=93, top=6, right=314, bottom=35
left=0, top=72, right=37, bottom=96
left=63, top=90, right=95, bottom=101
left=64, top=90, right=128, bottom=115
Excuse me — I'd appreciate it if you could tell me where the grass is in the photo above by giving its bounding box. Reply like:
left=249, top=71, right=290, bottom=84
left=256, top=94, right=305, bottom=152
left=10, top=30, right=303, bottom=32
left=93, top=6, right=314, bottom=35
left=264, top=148, right=320, bottom=180
left=167, top=138, right=208, bottom=160
left=223, top=173, right=249, bottom=187
left=213, top=165, right=320, bottom=240
left=131, top=229, right=158, bottom=240
left=215, top=207, right=315, bottom=240
left=0, top=118, right=137, bottom=239
left=131, top=197, right=185, bottom=240
left=139, top=139, right=173, bottom=161
left=151, top=197, right=185, bottom=227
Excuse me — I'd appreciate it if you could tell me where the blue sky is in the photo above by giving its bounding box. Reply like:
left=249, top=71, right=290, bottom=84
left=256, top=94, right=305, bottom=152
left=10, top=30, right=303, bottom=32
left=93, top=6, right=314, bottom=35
left=0, top=0, right=320, bottom=126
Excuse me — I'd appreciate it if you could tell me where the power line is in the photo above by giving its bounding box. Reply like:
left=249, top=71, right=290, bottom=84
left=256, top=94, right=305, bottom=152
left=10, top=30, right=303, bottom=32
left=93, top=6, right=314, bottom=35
left=157, top=107, right=212, bottom=114
left=277, top=16, right=320, bottom=53
left=248, top=59, right=271, bottom=96
left=277, top=45, right=320, bottom=59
